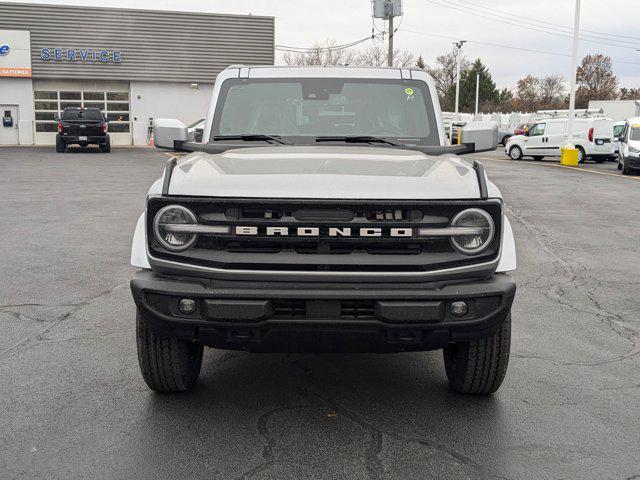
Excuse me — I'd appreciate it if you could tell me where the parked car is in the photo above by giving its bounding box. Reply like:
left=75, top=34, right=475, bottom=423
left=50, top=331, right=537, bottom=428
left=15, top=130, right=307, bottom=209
left=498, top=129, right=514, bottom=146
left=186, top=118, right=205, bottom=143
left=130, top=65, right=517, bottom=395
left=617, top=117, right=640, bottom=175
left=56, top=107, right=110, bottom=153
left=513, top=123, right=532, bottom=136
left=505, top=116, right=615, bottom=163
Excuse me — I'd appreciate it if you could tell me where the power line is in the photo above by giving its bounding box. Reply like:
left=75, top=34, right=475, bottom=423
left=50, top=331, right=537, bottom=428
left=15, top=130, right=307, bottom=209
left=454, top=0, right=640, bottom=43
left=275, top=35, right=377, bottom=53
left=421, top=0, right=640, bottom=51
left=399, top=28, right=640, bottom=67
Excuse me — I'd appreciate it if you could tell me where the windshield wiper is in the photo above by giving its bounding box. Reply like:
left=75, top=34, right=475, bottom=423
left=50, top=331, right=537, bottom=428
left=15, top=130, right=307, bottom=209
left=314, top=136, right=403, bottom=147
left=211, top=134, right=290, bottom=145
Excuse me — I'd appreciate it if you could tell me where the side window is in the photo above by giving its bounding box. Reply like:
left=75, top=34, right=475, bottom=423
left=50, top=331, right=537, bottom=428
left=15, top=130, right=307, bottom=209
left=530, top=123, right=546, bottom=136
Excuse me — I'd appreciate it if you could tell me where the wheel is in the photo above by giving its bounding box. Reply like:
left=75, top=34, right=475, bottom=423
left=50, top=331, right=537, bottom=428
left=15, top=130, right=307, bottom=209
left=576, top=147, right=586, bottom=163
left=532, top=155, right=544, bottom=161
left=100, top=136, right=111, bottom=153
left=617, top=156, right=622, bottom=170
left=622, top=156, right=631, bottom=175
left=136, top=312, right=203, bottom=392
left=508, top=145, right=523, bottom=160
left=501, top=136, right=511, bottom=147
left=55, top=135, right=66, bottom=153
left=443, top=313, right=511, bottom=395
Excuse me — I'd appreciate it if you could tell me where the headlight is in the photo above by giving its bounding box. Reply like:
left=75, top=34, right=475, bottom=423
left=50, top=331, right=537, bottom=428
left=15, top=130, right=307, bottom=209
left=153, top=205, right=198, bottom=251
left=450, top=208, right=495, bottom=255
left=629, top=145, right=639, bottom=154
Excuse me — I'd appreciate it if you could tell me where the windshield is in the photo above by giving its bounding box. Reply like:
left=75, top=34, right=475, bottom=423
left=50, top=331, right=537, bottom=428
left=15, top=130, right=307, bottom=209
left=211, top=78, right=439, bottom=145
left=62, top=108, right=103, bottom=121
left=613, top=124, right=625, bottom=137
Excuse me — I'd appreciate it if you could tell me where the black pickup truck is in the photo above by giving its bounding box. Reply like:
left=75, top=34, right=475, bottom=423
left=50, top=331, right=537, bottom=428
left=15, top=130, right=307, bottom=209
left=56, top=107, right=111, bottom=153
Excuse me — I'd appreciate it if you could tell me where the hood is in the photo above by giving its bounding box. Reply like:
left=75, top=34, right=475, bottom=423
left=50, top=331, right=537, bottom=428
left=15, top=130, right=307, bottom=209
left=167, top=146, right=482, bottom=200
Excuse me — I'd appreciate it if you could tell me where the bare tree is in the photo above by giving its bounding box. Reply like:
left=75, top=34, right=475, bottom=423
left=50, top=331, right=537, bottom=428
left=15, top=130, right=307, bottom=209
left=513, top=75, right=540, bottom=112
left=539, top=75, right=566, bottom=110
left=353, top=44, right=414, bottom=67
left=425, top=48, right=471, bottom=100
left=282, top=39, right=358, bottom=67
left=576, top=54, right=618, bottom=108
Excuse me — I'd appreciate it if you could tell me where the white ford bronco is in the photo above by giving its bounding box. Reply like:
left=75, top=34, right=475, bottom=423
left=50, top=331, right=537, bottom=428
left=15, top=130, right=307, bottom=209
left=130, top=66, right=517, bottom=394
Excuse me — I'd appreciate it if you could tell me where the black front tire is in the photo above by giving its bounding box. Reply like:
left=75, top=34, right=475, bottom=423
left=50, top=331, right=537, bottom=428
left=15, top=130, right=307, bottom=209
left=100, top=136, right=111, bottom=153
left=508, top=146, right=523, bottom=160
left=55, top=136, right=66, bottom=153
left=443, top=314, right=511, bottom=395
left=136, top=312, right=204, bottom=392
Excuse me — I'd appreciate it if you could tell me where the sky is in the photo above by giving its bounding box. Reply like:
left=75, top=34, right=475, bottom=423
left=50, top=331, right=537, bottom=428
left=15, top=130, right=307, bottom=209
left=8, top=0, right=640, bottom=90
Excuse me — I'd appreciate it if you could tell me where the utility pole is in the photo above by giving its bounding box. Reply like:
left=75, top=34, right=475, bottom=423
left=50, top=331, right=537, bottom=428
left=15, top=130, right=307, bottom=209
left=562, top=0, right=581, bottom=166
left=387, top=14, right=394, bottom=67
left=567, top=0, right=581, bottom=148
left=475, top=72, right=480, bottom=116
left=453, top=40, right=466, bottom=121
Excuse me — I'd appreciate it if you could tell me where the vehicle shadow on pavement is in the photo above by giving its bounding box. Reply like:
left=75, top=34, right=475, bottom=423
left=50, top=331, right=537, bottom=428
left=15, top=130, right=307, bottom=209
left=129, top=350, right=509, bottom=479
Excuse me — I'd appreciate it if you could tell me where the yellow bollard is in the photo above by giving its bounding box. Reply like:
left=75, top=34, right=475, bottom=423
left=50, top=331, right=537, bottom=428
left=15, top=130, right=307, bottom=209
left=560, top=145, right=579, bottom=166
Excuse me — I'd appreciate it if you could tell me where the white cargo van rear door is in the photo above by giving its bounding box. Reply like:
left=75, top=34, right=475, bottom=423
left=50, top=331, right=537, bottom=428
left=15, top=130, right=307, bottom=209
left=592, top=118, right=614, bottom=155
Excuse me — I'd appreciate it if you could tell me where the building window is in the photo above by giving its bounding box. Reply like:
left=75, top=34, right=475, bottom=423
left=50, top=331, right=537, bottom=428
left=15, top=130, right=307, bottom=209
left=84, top=92, right=105, bottom=101
left=106, top=92, right=128, bottom=101
left=60, top=91, right=81, bottom=100
left=60, top=101, right=82, bottom=110
left=34, top=91, right=57, bottom=100
left=35, top=123, right=58, bottom=132
left=35, top=112, right=58, bottom=121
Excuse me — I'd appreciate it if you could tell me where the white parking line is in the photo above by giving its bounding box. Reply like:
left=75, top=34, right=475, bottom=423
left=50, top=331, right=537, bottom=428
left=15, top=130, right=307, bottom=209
left=473, top=156, right=640, bottom=181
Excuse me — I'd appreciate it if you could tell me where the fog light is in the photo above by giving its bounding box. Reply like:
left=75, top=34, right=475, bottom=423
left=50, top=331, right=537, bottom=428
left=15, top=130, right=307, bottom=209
left=450, top=301, right=468, bottom=317
left=178, top=298, right=197, bottom=315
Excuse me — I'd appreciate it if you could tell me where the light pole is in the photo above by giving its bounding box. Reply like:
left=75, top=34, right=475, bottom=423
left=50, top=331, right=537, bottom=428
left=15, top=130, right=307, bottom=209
left=453, top=40, right=467, bottom=121
left=475, top=72, right=480, bottom=116
left=562, top=0, right=581, bottom=166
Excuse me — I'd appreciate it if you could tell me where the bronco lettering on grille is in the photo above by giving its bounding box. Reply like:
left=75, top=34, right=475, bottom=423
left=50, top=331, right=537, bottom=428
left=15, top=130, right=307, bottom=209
left=235, top=226, right=413, bottom=237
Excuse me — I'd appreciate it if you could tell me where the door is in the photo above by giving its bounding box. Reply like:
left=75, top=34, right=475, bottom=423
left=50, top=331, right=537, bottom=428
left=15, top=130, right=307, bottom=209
left=522, top=122, right=546, bottom=156
left=543, top=121, right=566, bottom=156
left=0, top=105, right=19, bottom=145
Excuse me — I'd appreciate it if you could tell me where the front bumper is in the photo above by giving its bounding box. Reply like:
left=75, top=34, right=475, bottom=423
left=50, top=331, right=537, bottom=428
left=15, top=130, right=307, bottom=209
left=625, top=153, right=640, bottom=169
left=131, top=270, right=516, bottom=353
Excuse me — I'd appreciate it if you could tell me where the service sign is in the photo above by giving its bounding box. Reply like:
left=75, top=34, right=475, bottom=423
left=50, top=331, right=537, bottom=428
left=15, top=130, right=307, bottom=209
left=40, top=48, right=122, bottom=63
left=0, top=29, right=32, bottom=77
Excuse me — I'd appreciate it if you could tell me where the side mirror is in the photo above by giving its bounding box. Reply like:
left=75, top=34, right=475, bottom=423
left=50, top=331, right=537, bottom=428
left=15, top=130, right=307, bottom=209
left=460, top=121, right=498, bottom=153
left=616, top=136, right=625, bottom=143
left=153, top=118, right=187, bottom=150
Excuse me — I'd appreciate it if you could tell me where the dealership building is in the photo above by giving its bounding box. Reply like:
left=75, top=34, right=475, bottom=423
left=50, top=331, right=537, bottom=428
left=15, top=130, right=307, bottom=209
left=0, top=2, right=274, bottom=146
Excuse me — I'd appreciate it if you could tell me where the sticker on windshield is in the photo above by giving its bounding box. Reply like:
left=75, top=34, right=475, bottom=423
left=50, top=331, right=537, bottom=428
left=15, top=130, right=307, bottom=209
left=404, top=87, right=414, bottom=101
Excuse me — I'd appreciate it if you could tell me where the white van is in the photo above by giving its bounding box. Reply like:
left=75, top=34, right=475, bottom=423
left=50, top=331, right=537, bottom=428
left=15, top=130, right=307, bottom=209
left=505, top=116, right=615, bottom=163
left=617, top=116, right=640, bottom=175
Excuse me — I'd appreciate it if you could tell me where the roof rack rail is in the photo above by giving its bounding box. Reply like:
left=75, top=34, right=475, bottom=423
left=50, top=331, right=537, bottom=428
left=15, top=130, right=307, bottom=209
left=536, top=108, right=604, bottom=117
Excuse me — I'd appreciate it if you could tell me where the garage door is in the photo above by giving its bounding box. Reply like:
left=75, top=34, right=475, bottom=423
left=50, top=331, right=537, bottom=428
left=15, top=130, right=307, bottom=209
left=34, top=90, right=132, bottom=145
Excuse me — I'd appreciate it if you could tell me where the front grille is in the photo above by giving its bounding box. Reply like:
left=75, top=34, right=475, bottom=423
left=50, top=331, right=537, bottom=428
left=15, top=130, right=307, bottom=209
left=272, top=300, right=376, bottom=320
left=147, top=197, right=502, bottom=274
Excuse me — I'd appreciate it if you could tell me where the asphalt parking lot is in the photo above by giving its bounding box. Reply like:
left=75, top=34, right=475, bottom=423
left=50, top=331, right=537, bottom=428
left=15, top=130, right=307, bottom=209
left=1, top=146, right=639, bottom=480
